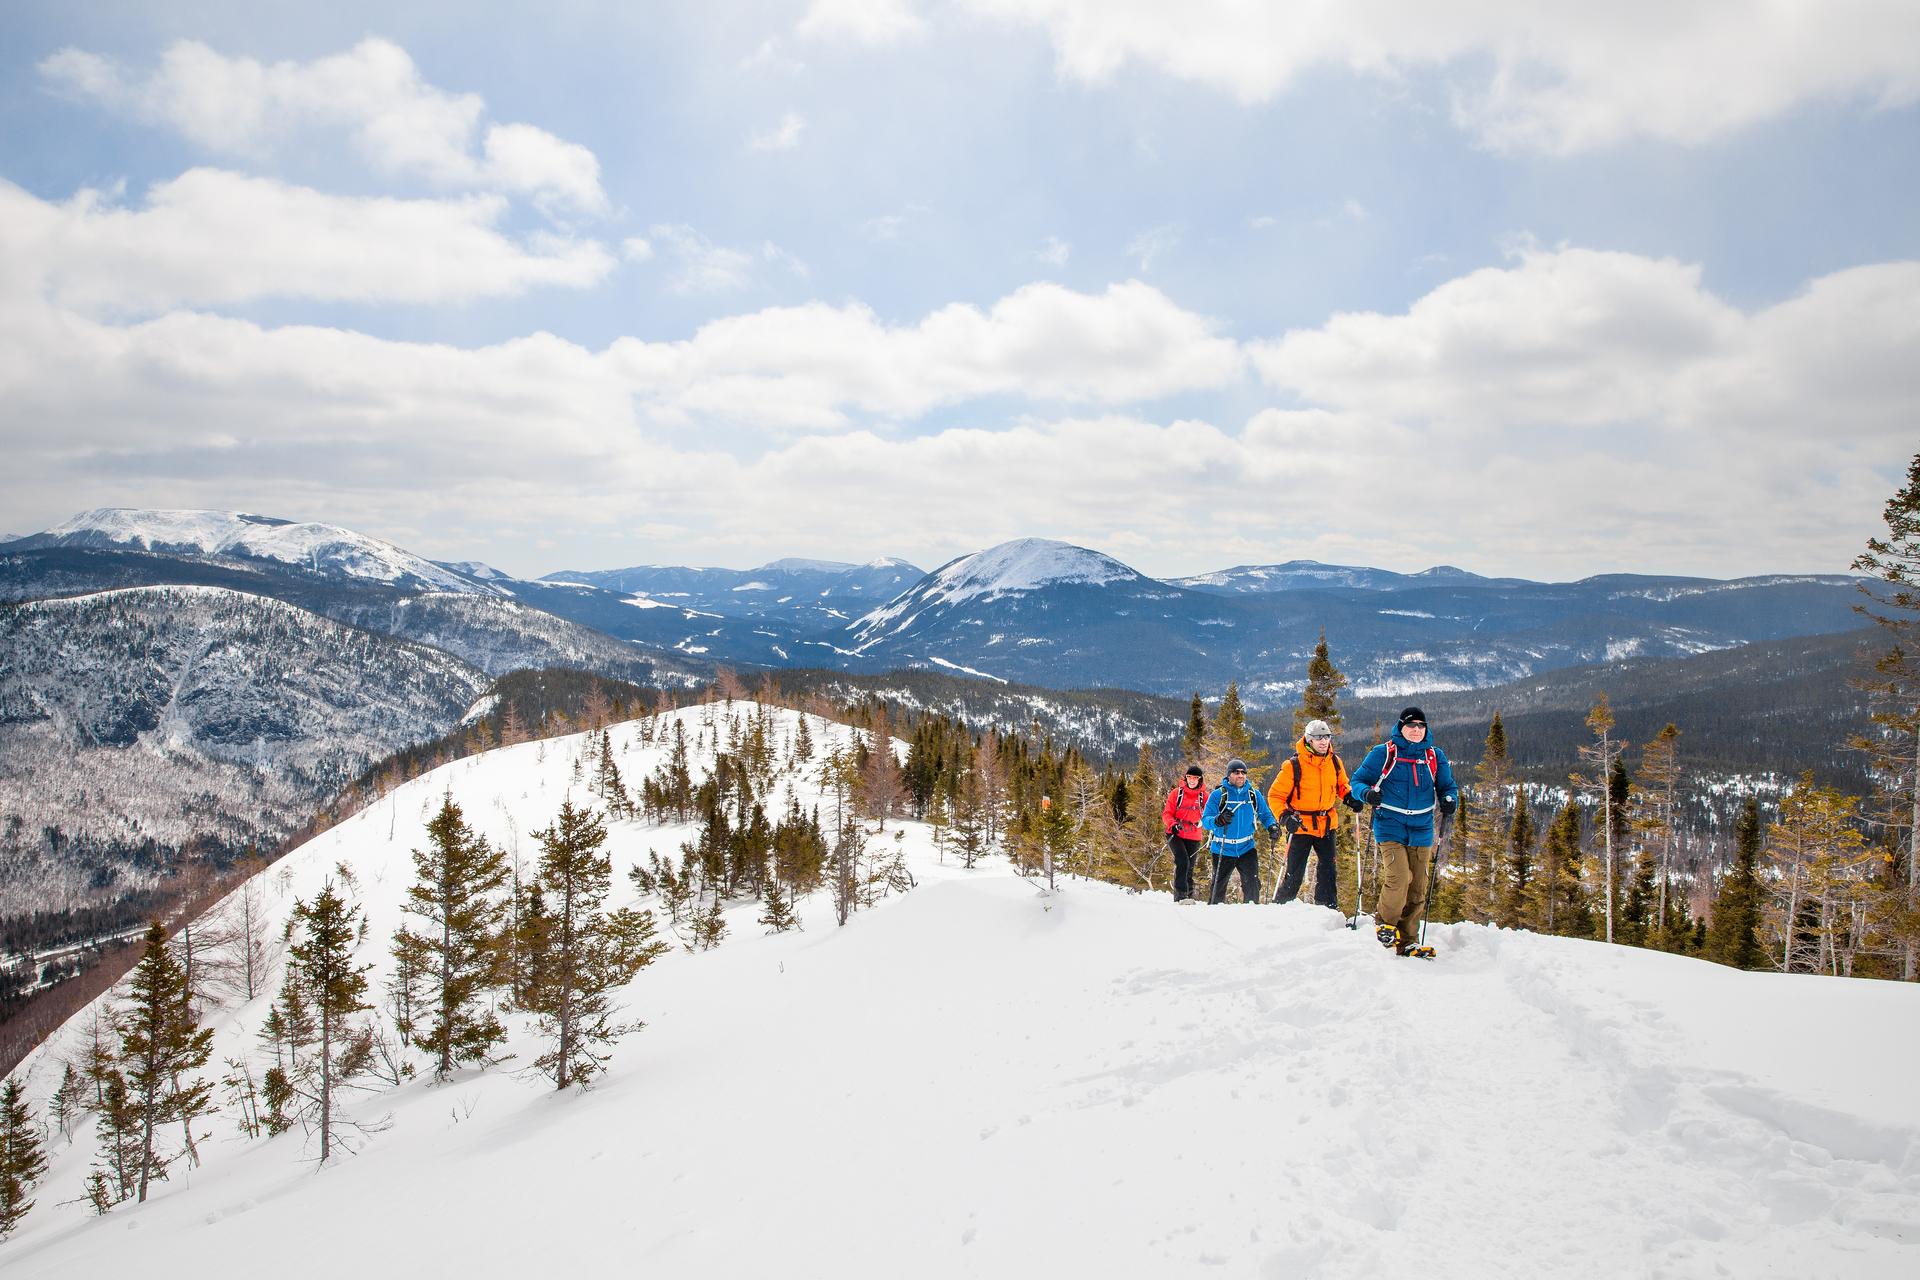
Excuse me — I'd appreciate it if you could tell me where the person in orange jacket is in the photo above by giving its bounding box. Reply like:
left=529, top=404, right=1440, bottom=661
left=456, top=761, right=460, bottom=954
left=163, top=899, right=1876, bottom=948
left=1266, top=719, right=1350, bottom=909
left=1160, top=764, right=1209, bottom=902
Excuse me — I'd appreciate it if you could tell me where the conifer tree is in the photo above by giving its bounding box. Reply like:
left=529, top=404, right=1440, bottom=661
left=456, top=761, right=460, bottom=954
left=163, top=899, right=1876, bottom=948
left=118, top=921, right=215, bottom=1201
left=92, top=1070, right=140, bottom=1205
left=1182, top=695, right=1206, bottom=764
left=758, top=876, right=800, bottom=934
left=1502, top=800, right=1537, bottom=929
left=1541, top=800, right=1591, bottom=937
left=525, top=799, right=669, bottom=1088
left=49, top=1061, right=82, bottom=1140
left=0, top=1077, right=47, bottom=1239
left=391, top=794, right=513, bottom=1080
left=287, top=882, right=372, bottom=1162
left=1456, top=717, right=1512, bottom=923
left=1632, top=724, right=1686, bottom=948
left=1705, top=797, right=1767, bottom=970
left=1291, top=629, right=1347, bottom=740
left=1851, top=449, right=1920, bottom=980
left=1764, top=777, right=1875, bottom=975
left=1574, top=696, right=1625, bottom=942
left=1206, top=681, right=1264, bottom=779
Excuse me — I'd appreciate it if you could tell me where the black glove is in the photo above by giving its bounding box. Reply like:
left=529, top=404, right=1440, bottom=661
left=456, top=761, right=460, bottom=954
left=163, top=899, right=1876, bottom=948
left=1438, top=794, right=1458, bottom=817
left=1281, top=812, right=1302, bottom=837
left=1213, top=808, right=1233, bottom=831
left=1341, top=792, right=1366, bottom=813
left=1365, top=787, right=1383, bottom=806
left=1165, top=824, right=1178, bottom=838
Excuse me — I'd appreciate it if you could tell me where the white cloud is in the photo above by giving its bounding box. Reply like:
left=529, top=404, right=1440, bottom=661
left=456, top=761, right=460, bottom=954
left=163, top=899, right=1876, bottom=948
left=3, top=242, right=1911, bottom=579
left=1250, top=246, right=1781, bottom=430
left=1125, top=224, right=1181, bottom=272
left=40, top=38, right=609, bottom=213
left=797, top=0, right=927, bottom=46
left=1247, top=215, right=1278, bottom=231
left=649, top=224, right=758, bottom=295
left=0, top=171, right=614, bottom=313
left=749, top=110, right=807, bottom=152
left=622, top=236, right=655, bottom=262
left=957, top=0, right=1920, bottom=152
left=861, top=213, right=907, bottom=242
left=1036, top=236, right=1072, bottom=267
left=608, top=279, right=1243, bottom=427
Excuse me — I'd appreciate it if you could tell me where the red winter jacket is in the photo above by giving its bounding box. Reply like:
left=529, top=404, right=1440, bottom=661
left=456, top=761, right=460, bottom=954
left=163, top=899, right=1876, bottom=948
left=1162, top=779, right=1211, bottom=839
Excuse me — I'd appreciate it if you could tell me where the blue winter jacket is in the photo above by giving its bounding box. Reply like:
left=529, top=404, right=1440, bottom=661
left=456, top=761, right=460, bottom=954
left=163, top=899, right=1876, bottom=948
left=1199, top=777, right=1278, bottom=858
left=1348, top=731, right=1459, bottom=848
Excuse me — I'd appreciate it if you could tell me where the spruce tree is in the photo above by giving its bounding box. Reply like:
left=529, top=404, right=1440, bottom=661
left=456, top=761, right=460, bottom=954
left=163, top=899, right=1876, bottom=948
left=391, top=794, right=513, bottom=1080
left=758, top=876, right=800, bottom=934
left=118, top=921, right=215, bottom=1201
left=288, top=883, right=372, bottom=1162
left=1851, top=449, right=1920, bottom=980
left=49, top=1061, right=82, bottom=1140
left=1705, top=797, right=1767, bottom=970
left=0, top=1077, right=47, bottom=1238
left=526, top=799, right=670, bottom=1089
left=1291, top=629, right=1347, bottom=740
left=1502, top=800, right=1537, bottom=929
left=1182, top=695, right=1206, bottom=764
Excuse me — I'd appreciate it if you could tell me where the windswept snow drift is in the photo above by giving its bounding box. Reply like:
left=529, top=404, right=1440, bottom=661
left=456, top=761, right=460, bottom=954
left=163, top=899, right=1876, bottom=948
left=5, top=703, right=1917, bottom=1279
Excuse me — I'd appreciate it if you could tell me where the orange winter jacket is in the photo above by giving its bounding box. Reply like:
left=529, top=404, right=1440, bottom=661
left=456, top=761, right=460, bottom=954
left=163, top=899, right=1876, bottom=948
left=1266, top=741, right=1350, bottom=838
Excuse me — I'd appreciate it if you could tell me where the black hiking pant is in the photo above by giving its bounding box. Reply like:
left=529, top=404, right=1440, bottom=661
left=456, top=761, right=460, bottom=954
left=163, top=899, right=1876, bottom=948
left=1274, top=832, right=1338, bottom=906
left=1168, top=834, right=1201, bottom=901
left=1208, top=852, right=1260, bottom=904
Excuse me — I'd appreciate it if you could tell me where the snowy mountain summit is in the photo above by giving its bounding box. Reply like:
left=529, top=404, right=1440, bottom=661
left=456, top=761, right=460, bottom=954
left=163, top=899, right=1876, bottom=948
left=4, top=700, right=1918, bottom=1278
left=850, top=538, right=1143, bottom=644
left=20, top=508, right=497, bottom=596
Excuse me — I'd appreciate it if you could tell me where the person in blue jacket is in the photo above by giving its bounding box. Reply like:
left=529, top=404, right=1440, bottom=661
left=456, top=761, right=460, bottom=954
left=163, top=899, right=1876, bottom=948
left=1343, top=707, right=1458, bottom=954
left=1200, top=758, right=1281, bottom=904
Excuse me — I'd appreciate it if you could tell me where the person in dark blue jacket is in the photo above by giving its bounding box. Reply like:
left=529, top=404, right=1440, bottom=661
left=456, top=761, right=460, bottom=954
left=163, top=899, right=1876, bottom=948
left=1343, top=707, right=1458, bottom=954
left=1200, top=758, right=1281, bottom=904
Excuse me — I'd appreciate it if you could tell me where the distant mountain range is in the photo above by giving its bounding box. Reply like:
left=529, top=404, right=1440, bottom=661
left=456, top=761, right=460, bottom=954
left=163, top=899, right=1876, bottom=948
left=0, top=506, right=1881, bottom=933
left=4, top=509, right=1866, bottom=704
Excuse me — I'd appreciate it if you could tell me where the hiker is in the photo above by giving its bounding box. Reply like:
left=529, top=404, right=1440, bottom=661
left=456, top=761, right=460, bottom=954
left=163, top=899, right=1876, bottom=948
left=1267, top=719, right=1350, bottom=909
left=1161, top=764, right=1210, bottom=903
left=1200, top=758, right=1281, bottom=904
left=1344, top=707, right=1458, bottom=955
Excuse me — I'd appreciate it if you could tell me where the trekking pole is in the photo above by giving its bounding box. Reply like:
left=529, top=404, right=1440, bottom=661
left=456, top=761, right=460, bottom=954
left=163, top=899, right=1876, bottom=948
left=1419, top=826, right=1445, bottom=947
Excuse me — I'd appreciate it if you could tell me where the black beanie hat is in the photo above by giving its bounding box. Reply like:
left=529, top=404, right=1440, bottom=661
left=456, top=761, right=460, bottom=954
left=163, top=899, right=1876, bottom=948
left=1398, top=706, right=1427, bottom=727
left=1185, top=764, right=1204, bottom=778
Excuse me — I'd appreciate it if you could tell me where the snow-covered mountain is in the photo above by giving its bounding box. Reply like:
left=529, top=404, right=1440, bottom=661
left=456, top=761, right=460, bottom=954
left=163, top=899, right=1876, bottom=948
left=15, top=509, right=500, bottom=597
left=1174, top=560, right=1535, bottom=593
left=544, top=554, right=926, bottom=630
left=5, top=702, right=1916, bottom=1278
left=0, top=585, right=490, bottom=917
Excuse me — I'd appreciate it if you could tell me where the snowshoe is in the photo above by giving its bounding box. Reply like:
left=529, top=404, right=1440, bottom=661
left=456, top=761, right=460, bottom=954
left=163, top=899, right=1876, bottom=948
left=1400, top=944, right=1436, bottom=960
left=1374, top=923, right=1400, bottom=950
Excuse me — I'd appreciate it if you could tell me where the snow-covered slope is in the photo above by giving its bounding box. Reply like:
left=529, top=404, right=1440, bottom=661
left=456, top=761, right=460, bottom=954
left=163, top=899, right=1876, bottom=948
left=5, top=702, right=1916, bottom=1278
left=19, top=509, right=497, bottom=596
left=0, top=585, right=490, bottom=915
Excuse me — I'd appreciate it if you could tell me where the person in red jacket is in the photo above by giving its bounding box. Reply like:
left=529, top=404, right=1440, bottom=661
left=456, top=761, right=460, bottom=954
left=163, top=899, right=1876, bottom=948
left=1161, top=764, right=1209, bottom=902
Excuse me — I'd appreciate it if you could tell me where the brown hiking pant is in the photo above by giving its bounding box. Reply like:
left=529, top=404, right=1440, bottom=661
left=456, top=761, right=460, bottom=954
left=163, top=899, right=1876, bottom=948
left=1374, top=841, right=1433, bottom=947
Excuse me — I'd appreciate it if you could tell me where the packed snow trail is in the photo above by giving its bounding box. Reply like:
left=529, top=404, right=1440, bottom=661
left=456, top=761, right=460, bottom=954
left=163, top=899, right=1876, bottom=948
left=5, top=706, right=1917, bottom=1278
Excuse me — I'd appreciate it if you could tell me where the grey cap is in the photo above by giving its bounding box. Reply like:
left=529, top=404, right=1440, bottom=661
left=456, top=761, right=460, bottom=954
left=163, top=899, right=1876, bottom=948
left=1226, top=758, right=1248, bottom=774
left=1304, top=720, right=1333, bottom=740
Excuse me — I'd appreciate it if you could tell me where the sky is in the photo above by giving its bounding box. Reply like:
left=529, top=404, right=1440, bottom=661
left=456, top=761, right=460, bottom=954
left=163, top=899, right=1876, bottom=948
left=1, top=0, right=1916, bottom=582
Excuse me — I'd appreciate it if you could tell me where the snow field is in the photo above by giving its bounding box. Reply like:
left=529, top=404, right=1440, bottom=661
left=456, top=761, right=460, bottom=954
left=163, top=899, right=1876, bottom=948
left=5, top=703, right=1918, bottom=1278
